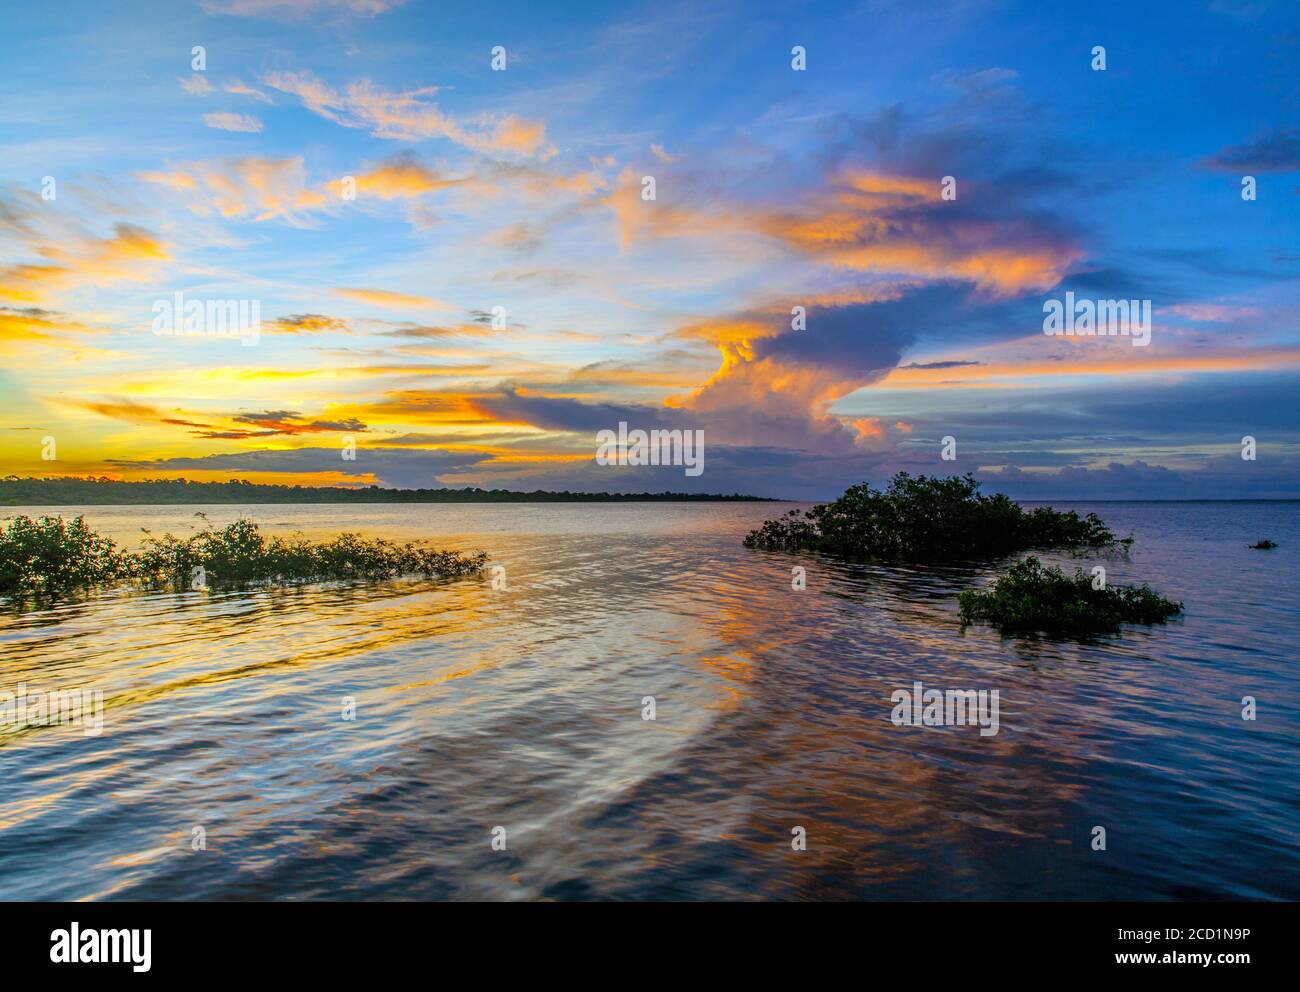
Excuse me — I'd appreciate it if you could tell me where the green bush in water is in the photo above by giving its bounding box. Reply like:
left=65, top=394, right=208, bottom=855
left=744, top=472, right=1124, bottom=561
left=0, top=515, right=129, bottom=596
left=132, top=519, right=487, bottom=586
left=0, top=514, right=487, bottom=599
left=958, top=556, right=1183, bottom=637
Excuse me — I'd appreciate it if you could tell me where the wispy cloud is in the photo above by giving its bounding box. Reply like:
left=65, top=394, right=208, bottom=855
left=261, top=69, right=549, bottom=156
left=138, top=157, right=328, bottom=225
left=223, top=79, right=273, bottom=103
left=333, top=287, right=454, bottom=311
left=200, top=0, right=406, bottom=20
left=0, top=222, right=169, bottom=305
left=1201, top=127, right=1300, bottom=173
left=203, top=112, right=265, bottom=133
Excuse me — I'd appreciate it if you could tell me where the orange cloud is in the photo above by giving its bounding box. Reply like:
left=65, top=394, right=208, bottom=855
left=67, top=397, right=368, bottom=439
left=757, top=169, right=1079, bottom=296
left=265, top=313, right=350, bottom=334
left=139, top=157, right=328, bottom=225
left=331, top=390, right=504, bottom=428
left=0, top=306, right=107, bottom=343
left=356, top=158, right=464, bottom=199
left=0, top=224, right=169, bottom=304
left=262, top=69, right=548, bottom=156
left=599, top=167, right=708, bottom=250
left=332, top=287, right=453, bottom=312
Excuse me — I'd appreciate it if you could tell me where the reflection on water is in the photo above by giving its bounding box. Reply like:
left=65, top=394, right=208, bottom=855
left=1, top=501, right=1297, bottom=900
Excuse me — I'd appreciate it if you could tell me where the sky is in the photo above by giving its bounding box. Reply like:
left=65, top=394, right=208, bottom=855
left=0, top=0, right=1296, bottom=499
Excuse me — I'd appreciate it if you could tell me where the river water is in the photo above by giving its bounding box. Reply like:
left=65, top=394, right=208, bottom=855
left=0, top=500, right=1296, bottom=900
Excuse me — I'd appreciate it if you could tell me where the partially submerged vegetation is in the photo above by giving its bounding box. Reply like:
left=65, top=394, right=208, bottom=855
left=744, top=473, right=1125, bottom=561
left=958, top=557, right=1183, bottom=637
left=743, top=474, right=1187, bottom=641
left=0, top=514, right=486, bottom=600
left=1250, top=539, right=1278, bottom=550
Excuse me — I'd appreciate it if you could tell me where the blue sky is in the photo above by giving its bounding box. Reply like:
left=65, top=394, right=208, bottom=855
left=1, top=0, right=1297, bottom=498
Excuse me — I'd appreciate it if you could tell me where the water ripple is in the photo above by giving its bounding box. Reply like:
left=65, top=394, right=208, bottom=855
left=1, top=500, right=1297, bottom=899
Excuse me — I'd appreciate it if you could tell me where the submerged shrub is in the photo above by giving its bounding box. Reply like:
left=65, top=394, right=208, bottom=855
left=1250, top=539, right=1278, bottom=550
left=958, top=556, right=1183, bottom=637
left=0, top=515, right=128, bottom=596
left=132, top=520, right=487, bottom=587
left=0, top=514, right=486, bottom=600
left=743, top=473, right=1123, bottom=561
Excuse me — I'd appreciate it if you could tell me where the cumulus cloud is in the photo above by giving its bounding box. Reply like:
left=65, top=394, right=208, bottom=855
left=666, top=288, right=986, bottom=454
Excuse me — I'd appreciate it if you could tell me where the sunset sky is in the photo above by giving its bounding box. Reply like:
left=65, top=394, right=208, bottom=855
left=1, top=0, right=1297, bottom=499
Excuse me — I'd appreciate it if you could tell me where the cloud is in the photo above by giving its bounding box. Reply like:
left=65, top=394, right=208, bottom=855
left=203, top=112, right=264, bottom=133
left=876, top=342, right=1300, bottom=389
left=981, top=459, right=1300, bottom=500
left=261, top=69, right=548, bottom=156
left=598, top=166, right=703, bottom=251
left=1201, top=127, right=1300, bottom=173
left=899, top=360, right=983, bottom=370
left=267, top=313, right=350, bottom=333
left=0, top=223, right=169, bottom=304
left=667, top=288, right=988, bottom=453
left=355, top=156, right=464, bottom=199
left=200, top=0, right=405, bottom=19
left=71, top=398, right=367, bottom=439
left=1166, top=302, right=1262, bottom=323
left=211, top=410, right=366, bottom=438
left=72, top=398, right=185, bottom=426
left=0, top=306, right=114, bottom=355
left=333, top=287, right=453, bottom=311
left=138, top=154, right=459, bottom=230
left=471, top=160, right=609, bottom=201
left=108, top=445, right=487, bottom=490
left=594, top=148, right=1080, bottom=296
left=755, top=167, right=1080, bottom=297
left=224, top=79, right=273, bottom=103
left=472, top=388, right=693, bottom=433
left=378, top=322, right=493, bottom=340
left=180, top=74, right=214, bottom=95
left=139, top=157, right=328, bottom=225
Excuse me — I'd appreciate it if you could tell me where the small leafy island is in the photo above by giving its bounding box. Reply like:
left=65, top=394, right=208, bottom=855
left=1250, top=539, right=1278, bottom=550
left=0, top=476, right=773, bottom=506
left=744, top=473, right=1186, bottom=639
left=958, top=557, right=1183, bottom=637
left=0, top=514, right=486, bottom=601
left=743, top=472, right=1126, bottom=560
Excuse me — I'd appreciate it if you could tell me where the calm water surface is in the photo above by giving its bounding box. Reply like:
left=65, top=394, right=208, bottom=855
left=1, top=501, right=1297, bottom=900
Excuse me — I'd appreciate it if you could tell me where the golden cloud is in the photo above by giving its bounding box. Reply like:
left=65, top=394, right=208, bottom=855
left=262, top=69, right=548, bottom=156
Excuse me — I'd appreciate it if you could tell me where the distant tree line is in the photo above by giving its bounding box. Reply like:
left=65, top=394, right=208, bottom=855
left=0, top=476, right=775, bottom=506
